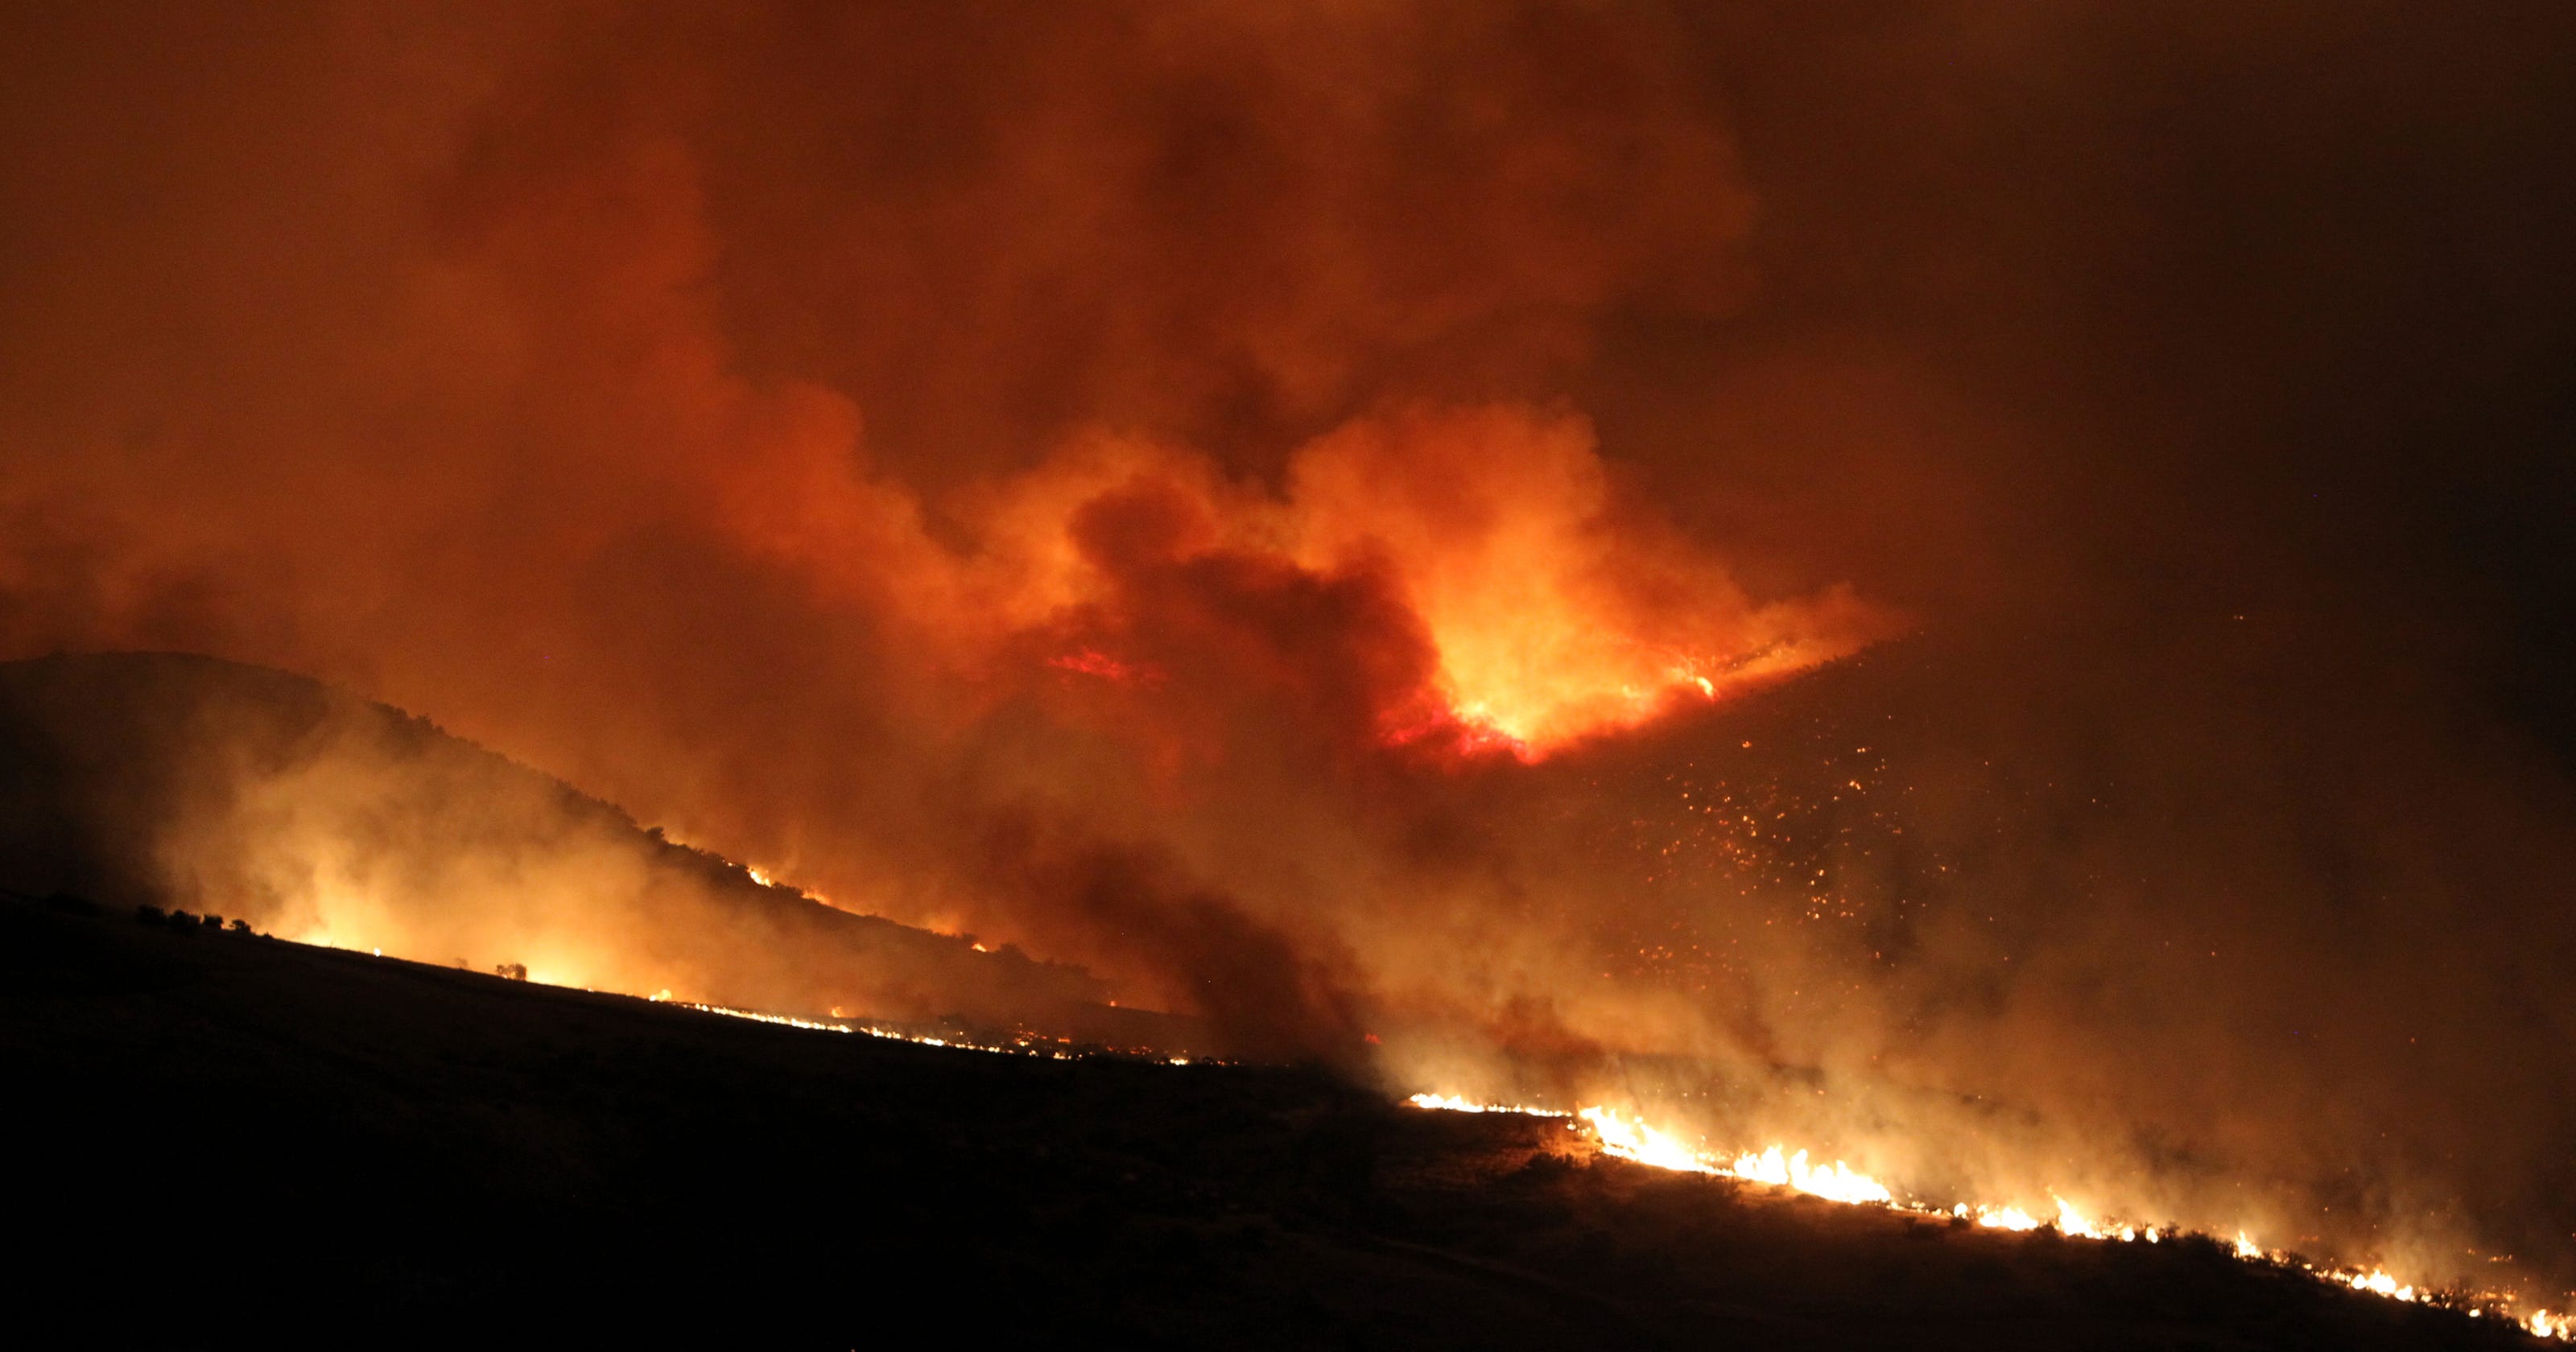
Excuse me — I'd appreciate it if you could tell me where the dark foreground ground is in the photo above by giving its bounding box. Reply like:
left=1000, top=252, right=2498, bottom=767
left=1, top=896, right=2533, bottom=1350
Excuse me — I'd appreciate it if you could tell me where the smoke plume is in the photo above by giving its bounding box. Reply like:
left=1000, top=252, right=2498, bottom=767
left=3, top=0, right=2573, bottom=1303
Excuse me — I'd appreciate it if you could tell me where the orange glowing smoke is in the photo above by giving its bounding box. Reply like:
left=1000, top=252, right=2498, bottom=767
left=1286, top=406, right=1887, bottom=754
left=725, top=402, right=1889, bottom=761
left=1048, top=648, right=1166, bottom=688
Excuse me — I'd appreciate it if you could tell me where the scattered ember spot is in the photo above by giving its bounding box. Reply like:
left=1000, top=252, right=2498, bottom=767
left=1047, top=649, right=1166, bottom=687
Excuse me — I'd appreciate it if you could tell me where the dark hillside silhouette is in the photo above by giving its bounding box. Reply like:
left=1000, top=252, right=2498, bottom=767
left=0, top=651, right=1166, bottom=1043
left=0, top=892, right=2533, bottom=1348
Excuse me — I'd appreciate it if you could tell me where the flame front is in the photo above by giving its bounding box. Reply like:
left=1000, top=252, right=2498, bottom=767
left=1725, top=1144, right=1896, bottom=1206
left=1412, top=1095, right=2574, bottom=1340
left=1575, top=1107, right=1893, bottom=1205
left=1406, top=1092, right=1566, bottom=1116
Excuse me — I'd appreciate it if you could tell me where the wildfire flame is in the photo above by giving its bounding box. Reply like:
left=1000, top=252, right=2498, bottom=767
left=860, top=407, right=1892, bottom=764
left=1724, top=1144, right=1895, bottom=1206
left=1285, top=406, right=1884, bottom=756
left=1410, top=1094, right=2574, bottom=1339
left=1406, top=1093, right=1567, bottom=1117
left=266, top=926, right=2571, bottom=1341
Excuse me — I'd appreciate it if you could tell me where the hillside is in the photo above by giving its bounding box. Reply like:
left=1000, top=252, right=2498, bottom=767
left=0, top=651, right=1179, bottom=1046
left=1, top=892, right=2532, bottom=1347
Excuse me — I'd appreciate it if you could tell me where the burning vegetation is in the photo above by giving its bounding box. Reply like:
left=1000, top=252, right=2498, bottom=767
left=6, top=888, right=2554, bottom=1346
left=3, top=1, right=2576, bottom=1338
left=1412, top=1093, right=2573, bottom=1340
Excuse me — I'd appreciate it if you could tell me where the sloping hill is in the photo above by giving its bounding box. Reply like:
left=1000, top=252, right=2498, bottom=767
left=0, top=651, right=1158, bottom=1041
left=0, top=893, right=2526, bottom=1348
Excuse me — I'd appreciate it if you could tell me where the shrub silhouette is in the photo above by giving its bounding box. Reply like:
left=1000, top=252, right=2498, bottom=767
left=135, top=905, right=166, bottom=925
left=495, top=962, right=527, bottom=981
left=228, top=918, right=251, bottom=934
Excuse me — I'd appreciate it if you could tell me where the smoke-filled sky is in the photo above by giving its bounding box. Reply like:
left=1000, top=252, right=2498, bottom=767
left=5, top=0, right=2574, bottom=1300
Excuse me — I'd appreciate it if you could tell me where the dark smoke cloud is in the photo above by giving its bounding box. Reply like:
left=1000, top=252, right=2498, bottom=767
left=4, top=0, right=2574, bottom=1304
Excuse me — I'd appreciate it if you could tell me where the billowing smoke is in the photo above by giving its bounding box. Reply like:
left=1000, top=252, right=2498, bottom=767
left=3, top=0, right=2573, bottom=1305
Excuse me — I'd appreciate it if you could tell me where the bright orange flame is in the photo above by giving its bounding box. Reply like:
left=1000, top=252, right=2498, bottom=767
left=721, top=405, right=1886, bottom=761
left=1724, top=1144, right=1895, bottom=1205
left=1289, top=406, right=1885, bottom=755
left=1406, top=1092, right=1567, bottom=1116
left=1579, top=1106, right=1719, bottom=1173
left=1408, top=1096, right=2570, bottom=1338
left=1047, top=648, right=1166, bottom=687
left=1574, top=1107, right=1894, bottom=1204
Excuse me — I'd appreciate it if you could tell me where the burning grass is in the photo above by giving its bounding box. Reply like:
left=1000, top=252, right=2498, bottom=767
left=1410, top=1093, right=2573, bottom=1341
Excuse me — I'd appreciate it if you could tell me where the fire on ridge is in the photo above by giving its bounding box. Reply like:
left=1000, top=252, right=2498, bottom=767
left=253, top=884, right=2576, bottom=1346
left=136, top=812, right=2576, bottom=1347
left=1408, top=1094, right=2574, bottom=1342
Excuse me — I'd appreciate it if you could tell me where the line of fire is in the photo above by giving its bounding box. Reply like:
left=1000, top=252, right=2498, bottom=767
left=6, top=2, right=2574, bottom=1344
